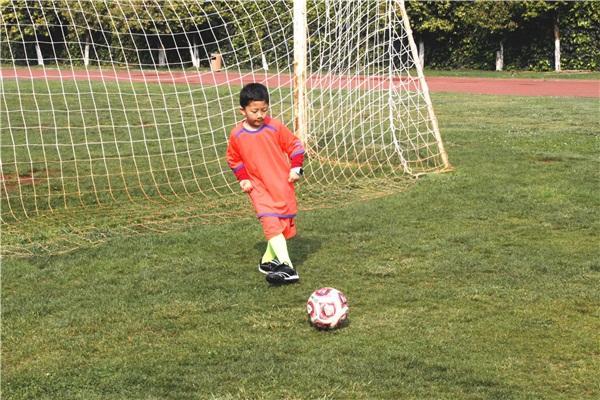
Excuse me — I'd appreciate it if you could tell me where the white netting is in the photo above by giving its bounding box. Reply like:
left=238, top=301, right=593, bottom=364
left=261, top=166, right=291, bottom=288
left=0, top=0, right=448, bottom=255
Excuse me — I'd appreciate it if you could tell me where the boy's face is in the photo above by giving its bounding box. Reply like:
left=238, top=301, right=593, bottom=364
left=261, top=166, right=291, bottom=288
left=240, top=100, right=269, bottom=129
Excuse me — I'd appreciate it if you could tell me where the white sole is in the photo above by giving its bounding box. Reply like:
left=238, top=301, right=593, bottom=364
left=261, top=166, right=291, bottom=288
left=258, top=265, right=271, bottom=275
left=266, top=273, right=300, bottom=284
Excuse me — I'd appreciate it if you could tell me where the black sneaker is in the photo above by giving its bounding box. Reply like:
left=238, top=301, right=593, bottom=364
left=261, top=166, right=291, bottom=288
left=258, top=259, right=280, bottom=275
left=266, top=263, right=299, bottom=284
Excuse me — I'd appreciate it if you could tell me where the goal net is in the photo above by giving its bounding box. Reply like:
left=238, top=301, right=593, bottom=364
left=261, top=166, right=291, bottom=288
left=0, top=0, right=449, bottom=255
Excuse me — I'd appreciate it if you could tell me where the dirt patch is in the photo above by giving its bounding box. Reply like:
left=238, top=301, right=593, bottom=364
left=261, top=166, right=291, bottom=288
left=1, top=169, right=57, bottom=192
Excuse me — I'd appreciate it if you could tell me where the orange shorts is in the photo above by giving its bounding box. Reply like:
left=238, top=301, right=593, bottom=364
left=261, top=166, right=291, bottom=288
left=259, top=216, right=297, bottom=240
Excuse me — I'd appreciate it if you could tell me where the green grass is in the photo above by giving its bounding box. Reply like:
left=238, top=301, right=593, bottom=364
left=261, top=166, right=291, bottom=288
left=0, top=79, right=246, bottom=209
left=7, top=63, right=600, bottom=80
left=0, top=77, right=441, bottom=232
left=3, top=92, right=600, bottom=399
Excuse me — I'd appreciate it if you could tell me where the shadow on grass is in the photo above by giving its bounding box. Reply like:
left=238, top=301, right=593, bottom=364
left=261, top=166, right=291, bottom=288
left=396, top=357, right=518, bottom=399
left=253, top=234, right=322, bottom=268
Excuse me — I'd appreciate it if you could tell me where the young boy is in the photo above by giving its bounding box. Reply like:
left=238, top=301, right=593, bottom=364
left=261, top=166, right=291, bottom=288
left=226, top=83, right=305, bottom=284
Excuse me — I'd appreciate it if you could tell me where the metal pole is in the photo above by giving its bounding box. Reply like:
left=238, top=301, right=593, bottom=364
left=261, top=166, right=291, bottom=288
left=293, top=0, right=307, bottom=144
left=397, top=0, right=451, bottom=171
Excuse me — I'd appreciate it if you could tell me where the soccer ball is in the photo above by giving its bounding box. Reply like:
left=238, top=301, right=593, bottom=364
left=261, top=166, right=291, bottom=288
left=306, top=287, right=349, bottom=329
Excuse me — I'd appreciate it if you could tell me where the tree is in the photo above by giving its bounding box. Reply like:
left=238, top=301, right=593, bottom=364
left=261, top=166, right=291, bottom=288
left=1, top=0, right=67, bottom=65
left=520, top=0, right=600, bottom=72
left=405, top=1, right=456, bottom=68
left=561, top=1, right=600, bottom=71
left=456, top=0, right=521, bottom=71
left=519, top=1, right=567, bottom=72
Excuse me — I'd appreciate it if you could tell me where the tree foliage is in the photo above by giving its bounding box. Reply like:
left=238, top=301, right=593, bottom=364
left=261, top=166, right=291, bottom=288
left=406, top=0, right=599, bottom=71
left=0, top=0, right=598, bottom=71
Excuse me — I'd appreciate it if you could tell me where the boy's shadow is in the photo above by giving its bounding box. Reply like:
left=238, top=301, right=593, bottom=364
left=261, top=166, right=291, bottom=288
left=253, top=234, right=321, bottom=267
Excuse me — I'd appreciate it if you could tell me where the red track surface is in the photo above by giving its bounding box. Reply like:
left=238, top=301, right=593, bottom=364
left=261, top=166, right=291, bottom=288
left=425, top=76, right=599, bottom=97
left=1, top=68, right=598, bottom=98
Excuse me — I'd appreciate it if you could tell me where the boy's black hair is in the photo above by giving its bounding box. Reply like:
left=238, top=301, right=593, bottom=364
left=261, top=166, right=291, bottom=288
left=240, top=83, right=269, bottom=107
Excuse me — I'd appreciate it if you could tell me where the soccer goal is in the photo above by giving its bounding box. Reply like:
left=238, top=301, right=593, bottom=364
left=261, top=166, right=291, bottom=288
left=0, top=0, right=449, bottom=255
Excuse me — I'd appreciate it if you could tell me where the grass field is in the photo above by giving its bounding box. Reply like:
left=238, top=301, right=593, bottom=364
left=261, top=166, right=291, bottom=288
left=2, top=90, right=599, bottom=399
left=0, top=78, right=434, bottom=220
left=6, top=64, right=600, bottom=80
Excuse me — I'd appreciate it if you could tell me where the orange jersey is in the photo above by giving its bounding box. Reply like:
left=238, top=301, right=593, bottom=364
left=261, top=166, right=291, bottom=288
left=226, top=116, right=304, bottom=218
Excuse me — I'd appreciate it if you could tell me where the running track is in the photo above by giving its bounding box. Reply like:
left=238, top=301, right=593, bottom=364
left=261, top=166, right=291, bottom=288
left=1, top=68, right=598, bottom=98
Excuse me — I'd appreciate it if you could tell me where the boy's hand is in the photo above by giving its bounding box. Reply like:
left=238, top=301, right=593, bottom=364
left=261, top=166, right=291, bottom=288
left=288, top=170, right=301, bottom=183
left=240, top=179, right=253, bottom=192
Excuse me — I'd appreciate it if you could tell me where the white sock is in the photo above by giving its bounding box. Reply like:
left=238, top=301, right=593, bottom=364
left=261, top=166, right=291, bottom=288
left=268, top=234, right=293, bottom=268
left=261, top=241, right=276, bottom=263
